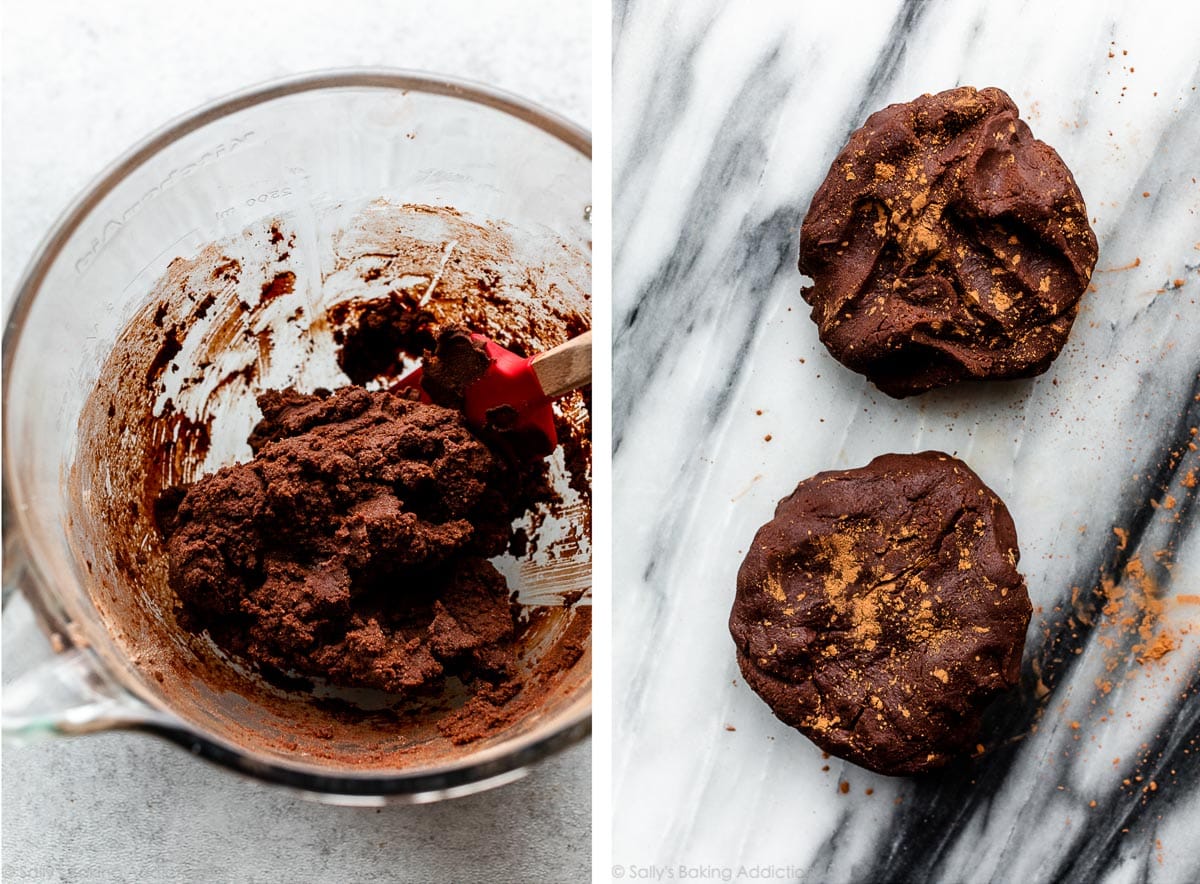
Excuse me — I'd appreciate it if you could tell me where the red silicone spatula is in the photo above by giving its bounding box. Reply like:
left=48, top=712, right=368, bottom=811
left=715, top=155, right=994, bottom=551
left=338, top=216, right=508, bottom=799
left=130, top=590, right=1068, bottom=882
left=402, top=330, right=592, bottom=457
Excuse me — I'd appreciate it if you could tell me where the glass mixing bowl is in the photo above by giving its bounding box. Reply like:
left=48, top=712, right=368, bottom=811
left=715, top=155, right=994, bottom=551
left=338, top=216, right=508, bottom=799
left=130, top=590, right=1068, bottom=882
left=2, top=70, right=591, bottom=803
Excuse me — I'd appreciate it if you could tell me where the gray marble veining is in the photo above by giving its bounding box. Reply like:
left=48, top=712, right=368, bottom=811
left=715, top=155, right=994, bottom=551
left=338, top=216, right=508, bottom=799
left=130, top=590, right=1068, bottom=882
left=613, top=2, right=1200, bottom=881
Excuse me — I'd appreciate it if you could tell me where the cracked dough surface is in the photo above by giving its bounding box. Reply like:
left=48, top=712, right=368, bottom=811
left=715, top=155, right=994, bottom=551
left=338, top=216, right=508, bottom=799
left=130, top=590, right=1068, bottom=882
left=798, top=86, right=1098, bottom=398
left=729, top=451, right=1031, bottom=775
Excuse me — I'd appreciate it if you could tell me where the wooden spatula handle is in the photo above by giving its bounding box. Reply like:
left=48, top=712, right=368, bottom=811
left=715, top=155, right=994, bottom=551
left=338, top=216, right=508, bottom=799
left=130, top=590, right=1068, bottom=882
left=530, top=330, right=592, bottom=399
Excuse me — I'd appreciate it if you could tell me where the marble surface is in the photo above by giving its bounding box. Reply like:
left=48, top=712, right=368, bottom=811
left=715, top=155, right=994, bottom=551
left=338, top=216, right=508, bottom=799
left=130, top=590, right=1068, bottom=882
left=2, top=2, right=589, bottom=882
left=613, top=2, right=1200, bottom=882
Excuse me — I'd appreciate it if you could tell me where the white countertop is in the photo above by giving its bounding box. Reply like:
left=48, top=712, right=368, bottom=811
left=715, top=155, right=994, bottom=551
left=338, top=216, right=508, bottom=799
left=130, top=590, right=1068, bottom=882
left=1, top=2, right=590, bottom=881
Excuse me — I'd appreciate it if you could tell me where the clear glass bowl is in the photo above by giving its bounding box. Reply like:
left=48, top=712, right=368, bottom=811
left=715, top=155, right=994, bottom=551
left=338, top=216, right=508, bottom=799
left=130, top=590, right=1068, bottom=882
left=2, top=70, right=591, bottom=803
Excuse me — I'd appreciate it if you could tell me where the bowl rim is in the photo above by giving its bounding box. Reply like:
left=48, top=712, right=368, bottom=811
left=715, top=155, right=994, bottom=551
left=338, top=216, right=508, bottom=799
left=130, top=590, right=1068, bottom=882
left=1, top=68, right=592, bottom=798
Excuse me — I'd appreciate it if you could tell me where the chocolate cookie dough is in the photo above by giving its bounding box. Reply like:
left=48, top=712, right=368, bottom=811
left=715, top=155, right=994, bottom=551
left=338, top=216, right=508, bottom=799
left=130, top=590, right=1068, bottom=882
left=421, top=328, right=492, bottom=408
left=156, top=385, right=541, bottom=696
left=798, top=86, right=1098, bottom=397
left=729, top=452, right=1031, bottom=775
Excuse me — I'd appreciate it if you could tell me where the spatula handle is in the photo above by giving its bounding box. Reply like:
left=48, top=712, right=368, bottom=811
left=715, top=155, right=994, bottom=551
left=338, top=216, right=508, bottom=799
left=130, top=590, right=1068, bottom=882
left=530, top=330, right=592, bottom=400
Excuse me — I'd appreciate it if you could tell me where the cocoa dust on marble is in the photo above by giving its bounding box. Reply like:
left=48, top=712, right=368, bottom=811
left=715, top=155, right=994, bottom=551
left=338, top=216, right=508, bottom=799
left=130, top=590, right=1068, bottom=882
left=1028, top=416, right=1200, bottom=811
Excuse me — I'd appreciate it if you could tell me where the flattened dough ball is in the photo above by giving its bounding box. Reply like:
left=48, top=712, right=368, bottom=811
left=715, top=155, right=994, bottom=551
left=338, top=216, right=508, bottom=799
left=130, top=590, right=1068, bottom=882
left=798, top=86, right=1098, bottom=397
left=729, top=452, right=1031, bottom=775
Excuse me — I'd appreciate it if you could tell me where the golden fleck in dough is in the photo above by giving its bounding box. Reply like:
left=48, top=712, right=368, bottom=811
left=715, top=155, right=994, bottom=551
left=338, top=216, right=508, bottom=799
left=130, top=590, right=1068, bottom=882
left=765, top=572, right=786, bottom=602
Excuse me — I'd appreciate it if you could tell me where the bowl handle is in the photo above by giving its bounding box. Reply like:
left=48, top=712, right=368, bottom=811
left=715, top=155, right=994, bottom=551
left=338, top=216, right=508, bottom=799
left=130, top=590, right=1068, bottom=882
left=1, top=582, right=175, bottom=740
left=1, top=643, right=178, bottom=740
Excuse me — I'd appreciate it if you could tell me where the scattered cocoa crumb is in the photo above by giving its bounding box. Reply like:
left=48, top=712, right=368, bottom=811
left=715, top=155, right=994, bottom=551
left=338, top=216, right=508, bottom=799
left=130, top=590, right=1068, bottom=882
left=1102, top=256, right=1141, bottom=272
left=1138, top=632, right=1177, bottom=663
